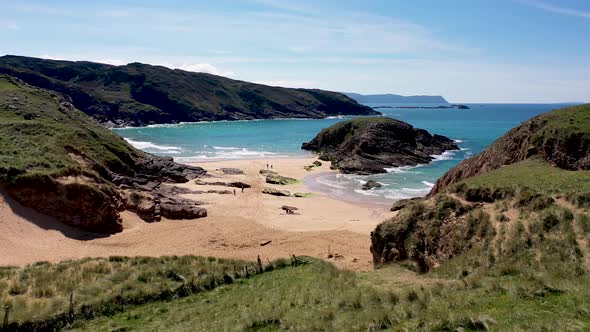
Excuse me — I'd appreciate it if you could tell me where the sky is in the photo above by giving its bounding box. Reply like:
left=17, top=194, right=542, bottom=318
left=0, top=0, right=589, bottom=103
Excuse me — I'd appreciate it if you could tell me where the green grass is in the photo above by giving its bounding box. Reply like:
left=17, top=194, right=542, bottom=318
left=0, top=256, right=249, bottom=323
left=456, top=158, right=590, bottom=195
left=69, top=260, right=590, bottom=331
left=0, top=75, right=141, bottom=181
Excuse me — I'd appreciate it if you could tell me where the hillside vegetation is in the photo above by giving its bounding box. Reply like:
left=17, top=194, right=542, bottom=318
left=431, top=103, right=590, bottom=194
left=372, top=104, right=590, bottom=277
left=1, top=103, right=589, bottom=331
left=0, top=55, right=378, bottom=127
left=0, top=257, right=587, bottom=331
left=0, top=75, right=206, bottom=232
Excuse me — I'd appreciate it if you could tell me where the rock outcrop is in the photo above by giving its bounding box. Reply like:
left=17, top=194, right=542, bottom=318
left=0, top=75, right=209, bottom=234
left=262, top=187, right=291, bottom=197
left=362, top=180, right=382, bottom=190
left=302, top=117, right=459, bottom=174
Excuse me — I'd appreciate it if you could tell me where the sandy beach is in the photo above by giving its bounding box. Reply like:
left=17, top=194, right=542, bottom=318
left=0, top=157, right=392, bottom=271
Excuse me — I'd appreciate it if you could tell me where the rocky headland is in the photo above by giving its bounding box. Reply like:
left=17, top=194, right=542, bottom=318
left=0, top=74, right=210, bottom=233
left=0, top=55, right=379, bottom=127
left=370, top=104, right=590, bottom=274
left=301, top=117, right=459, bottom=174
left=430, top=103, right=590, bottom=195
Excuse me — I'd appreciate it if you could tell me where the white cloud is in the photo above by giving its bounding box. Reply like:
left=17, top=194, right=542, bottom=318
left=167, top=63, right=235, bottom=76
left=7, top=23, right=20, bottom=30
left=520, top=0, right=590, bottom=19
left=38, top=53, right=235, bottom=77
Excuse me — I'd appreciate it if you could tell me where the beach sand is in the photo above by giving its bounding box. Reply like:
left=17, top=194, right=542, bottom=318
left=0, top=158, right=392, bottom=271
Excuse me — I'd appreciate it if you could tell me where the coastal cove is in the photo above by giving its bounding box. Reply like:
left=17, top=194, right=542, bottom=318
left=115, top=103, right=574, bottom=202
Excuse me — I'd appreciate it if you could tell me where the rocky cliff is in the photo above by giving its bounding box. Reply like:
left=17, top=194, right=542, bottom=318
left=429, top=104, right=590, bottom=195
left=0, top=55, right=379, bottom=127
left=371, top=104, right=590, bottom=275
left=0, top=74, right=208, bottom=233
left=301, top=117, right=459, bottom=174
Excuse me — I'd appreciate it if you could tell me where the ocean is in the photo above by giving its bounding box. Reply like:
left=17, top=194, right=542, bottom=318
left=114, top=103, right=574, bottom=204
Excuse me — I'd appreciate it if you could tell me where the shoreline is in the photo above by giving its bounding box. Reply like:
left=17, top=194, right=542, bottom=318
left=0, top=157, right=393, bottom=271
left=111, top=114, right=375, bottom=130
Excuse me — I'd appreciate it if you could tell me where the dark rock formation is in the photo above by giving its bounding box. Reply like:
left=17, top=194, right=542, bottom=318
left=362, top=180, right=382, bottom=190
left=218, top=168, right=245, bottom=175
left=302, top=117, right=459, bottom=174
left=194, top=179, right=251, bottom=188
left=262, top=187, right=291, bottom=196
left=0, top=55, right=379, bottom=127
left=430, top=104, right=590, bottom=195
left=265, top=174, right=298, bottom=185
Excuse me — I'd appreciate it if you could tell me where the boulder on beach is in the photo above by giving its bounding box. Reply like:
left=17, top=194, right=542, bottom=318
left=262, top=187, right=291, bottom=197
left=265, top=174, right=298, bottom=185
left=362, top=180, right=382, bottom=190
left=219, top=168, right=245, bottom=175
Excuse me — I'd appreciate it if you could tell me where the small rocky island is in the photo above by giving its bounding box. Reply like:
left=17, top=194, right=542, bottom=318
left=301, top=117, right=459, bottom=174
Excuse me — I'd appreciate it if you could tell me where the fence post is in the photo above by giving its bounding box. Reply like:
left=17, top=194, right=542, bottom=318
left=3, top=305, right=9, bottom=329
left=69, top=292, right=74, bottom=322
left=257, top=255, right=263, bottom=274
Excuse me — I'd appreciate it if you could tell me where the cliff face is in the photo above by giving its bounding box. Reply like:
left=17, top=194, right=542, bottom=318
left=371, top=104, right=590, bottom=274
left=430, top=104, right=590, bottom=195
left=301, top=117, right=459, bottom=174
left=0, top=55, right=379, bottom=127
left=0, top=75, right=207, bottom=233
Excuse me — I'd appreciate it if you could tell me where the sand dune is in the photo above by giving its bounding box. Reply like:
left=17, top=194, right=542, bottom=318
left=0, top=158, right=392, bottom=271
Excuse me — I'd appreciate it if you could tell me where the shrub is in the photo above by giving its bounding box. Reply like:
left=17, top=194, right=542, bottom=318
left=577, top=214, right=590, bottom=233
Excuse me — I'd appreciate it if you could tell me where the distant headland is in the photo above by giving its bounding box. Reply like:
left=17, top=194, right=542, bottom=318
left=344, top=92, right=448, bottom=104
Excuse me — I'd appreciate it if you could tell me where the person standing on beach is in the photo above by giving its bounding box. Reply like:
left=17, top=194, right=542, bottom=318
left=233, top=189, right=236, bottom=195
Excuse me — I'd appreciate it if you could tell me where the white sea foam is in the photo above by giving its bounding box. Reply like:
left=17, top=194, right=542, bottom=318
left=421, top=181, right=435, bottom=187
left=385, top=165, right=416, bottom=173
left=431, top=150, right=457, bottom=161
left=315, top=176, right=347, bottom=189
left=124, top=138, right=182, bottom=151
left=353, top=189, right=380, bottom=196
left=175, top=148, right=284, bottom=162
left=382, top=186, right=431, bottom=200
left=212, top=146, right=240, bottom=150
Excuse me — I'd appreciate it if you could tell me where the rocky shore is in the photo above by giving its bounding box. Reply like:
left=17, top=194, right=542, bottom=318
left=0, top=75, right=210, bottom=234
left=302, top=117, right=459, bottom=174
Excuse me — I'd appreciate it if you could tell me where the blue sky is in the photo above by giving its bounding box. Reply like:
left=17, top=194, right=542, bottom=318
left=0, top=0, right=589, bottom=102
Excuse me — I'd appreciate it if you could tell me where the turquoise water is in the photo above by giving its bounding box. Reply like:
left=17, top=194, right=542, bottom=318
left=114, top=103, right=574, bottom=203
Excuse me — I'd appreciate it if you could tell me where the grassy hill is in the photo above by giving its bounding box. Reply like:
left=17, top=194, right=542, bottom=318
left=0, top=55, right=378, bottom=127
left=0, top=74, right=205, bottom=233
left=371, top=104, right=590, bottom=278
left=1, top=256, right=587, bottom=331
